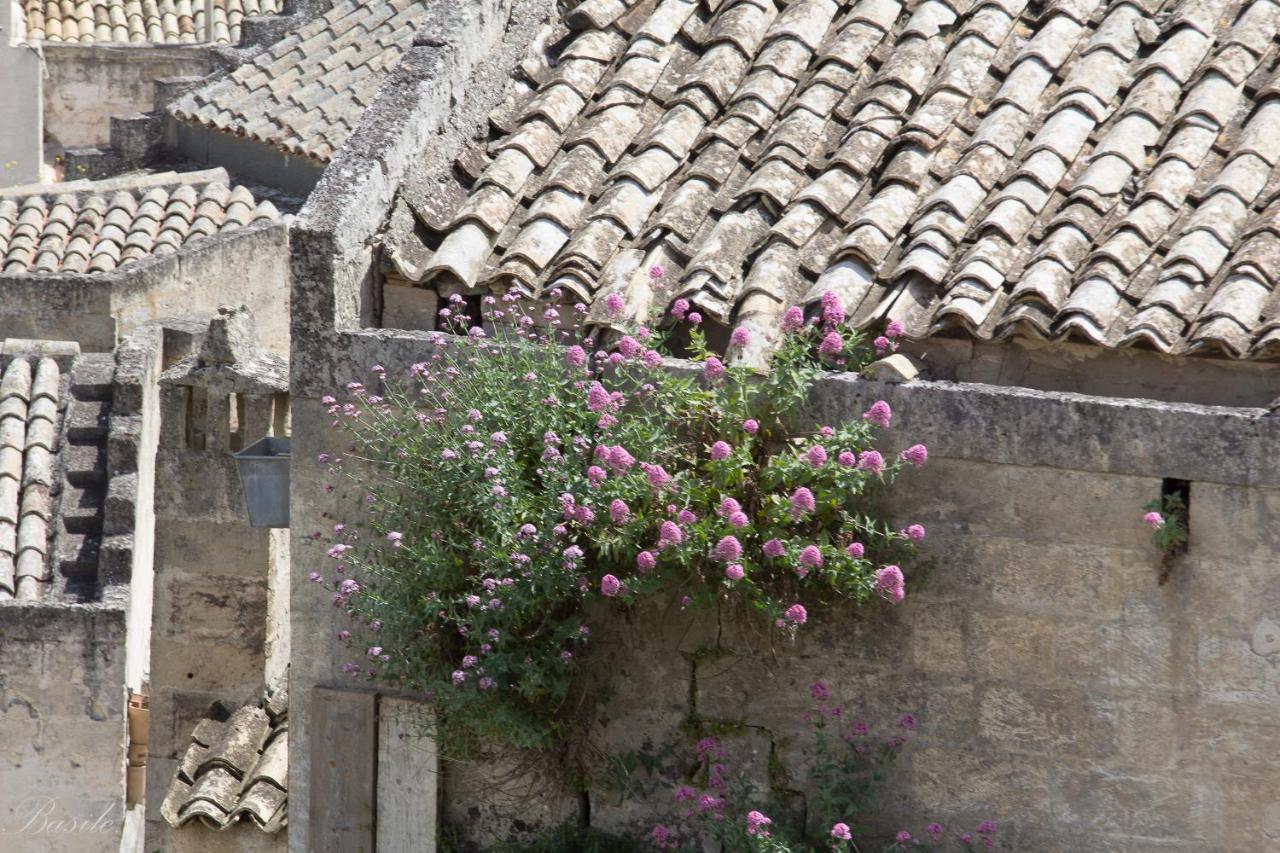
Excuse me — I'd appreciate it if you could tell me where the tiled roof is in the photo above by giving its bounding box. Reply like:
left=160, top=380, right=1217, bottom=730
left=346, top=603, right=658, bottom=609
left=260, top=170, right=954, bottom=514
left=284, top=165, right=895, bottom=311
left=0, top=356, right=60, bottom=601
left=162, top=686, right=288, bottom=832
left=169, top=0, right=430, bottom=163
left=21, top=0, right=281, bottom=45
left=395, top=0, right=1280, bottom=362
left=0, top=171, right=280, bottom=276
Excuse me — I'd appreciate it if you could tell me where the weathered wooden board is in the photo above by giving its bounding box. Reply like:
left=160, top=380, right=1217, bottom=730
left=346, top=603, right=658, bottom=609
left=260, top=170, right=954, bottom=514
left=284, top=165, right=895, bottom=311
left=310, top=687, right=377, bottom=853
left=376, top=696, right=439, bottom=853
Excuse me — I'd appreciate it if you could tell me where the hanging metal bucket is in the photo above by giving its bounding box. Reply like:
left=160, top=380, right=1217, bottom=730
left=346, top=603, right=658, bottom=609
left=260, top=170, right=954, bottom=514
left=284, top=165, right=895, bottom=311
left=233, top=436, right=291, bottom=528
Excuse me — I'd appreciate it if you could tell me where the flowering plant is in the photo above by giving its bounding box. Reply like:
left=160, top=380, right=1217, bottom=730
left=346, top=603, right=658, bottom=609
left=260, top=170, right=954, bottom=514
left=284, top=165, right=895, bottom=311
left=1142, top=491, right=1188, bottom=583
left=647, top=682, right=999, bottom=852
left=314, top=273, right=928, bottom=755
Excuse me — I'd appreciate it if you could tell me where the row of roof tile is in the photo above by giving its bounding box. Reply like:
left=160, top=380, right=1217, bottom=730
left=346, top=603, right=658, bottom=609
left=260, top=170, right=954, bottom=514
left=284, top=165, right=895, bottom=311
left=0, top=174, right=280, bottom=276
left=0, top=357, right=61, bottom=601
left=22, top=0, right=280, bottom=45
left=169, top=0, right=429, bottom=163
left=390, top=0, right=1280, bottom=361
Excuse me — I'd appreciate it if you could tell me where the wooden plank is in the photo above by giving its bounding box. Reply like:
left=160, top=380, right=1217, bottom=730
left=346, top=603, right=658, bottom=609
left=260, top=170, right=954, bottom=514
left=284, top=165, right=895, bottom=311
left=377, top=697, right=439, bottom=853
left=310, top=687, right=378, bottom=853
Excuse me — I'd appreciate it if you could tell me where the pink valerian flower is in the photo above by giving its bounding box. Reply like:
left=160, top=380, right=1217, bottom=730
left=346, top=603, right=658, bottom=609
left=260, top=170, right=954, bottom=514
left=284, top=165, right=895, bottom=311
left=657, top=520, right=684, bottom=550
left=886, top=319, right=906, bottom=339
left=846, top=541, right=865, bottom=558
left=574, top=505, right=595, bottom=524
left=1143, top=511, right=1164, bottom=528
left=677, top=509, right=698, bottom=525
left=650, top=825, right=676, bottom=851
left=688, top=312, right=703, bottom=325
left=604, top=292, right=626, bottom=317
left=674, top=786, right=696, bottom=803
left=710, top=440, right=732, bottom=461
left=642, top=349, right=664, bottom=368
left=452, top=670, right=466, bottom=685
left=718, top=497, right=741, bottom=518
left=874, top=336, right=892, bottom=353
left=703, top=356, right=726, bottom=380
left=617, top=335, right=641, bottom=357
left=831, top=822, right=852, bottom=841
left=863, top=400, right=892, bottom=427
left=763, top=539, right=785, bottom=558
left=900, top=444, right=928, bottom=467
left=649, top=264, right=666, bottom=281
left=905, top=524, right=926, bottom=542
left=799, top=545, right=824, bottom=569
left=818, top=332, right=843, bottom=357
left=807, top=444, right=828, bottom=467
left=858, top=450, right=885, bottom=473
left=386, top=531, right=403, bottom=548
left=896, top=830, right=912, bottom=843
left=743, top=418, right=759, bottom=434
left=671, top=298, right=690, bottom=320
left=587, top=465, right=607, bottom=487
left=789, top=486, right=816, bottom=519
left=600, top=574, right=621, bottom=597
left=811, top=681, right=830, bottom=702
left=781, top=305, right=805, bottom=332
left=728, top=511, right=749, bottom=528
left=976, top=821, right=998, bottom=834
left=586, top=382, right=611, bottom=413
left=608, top=445, right=636, bottom=471
left=820, top=290, right=845, bottom=327
left=566, top=345, right=587, bottom=369
left=698, top=794, right=724, bottom=812
left=730, top=327, right=751, bottom=348
left=644, top=463, right=673, bottom=491
left=746, top=811, right=772, bottom=838
left=875, top=565, right=905, bottom=603
left=960, top=834, right=974, bottom=844
left=725, top=564, right=744, bottom=582
left=636, top=550, right=656, bottom=573
left=338, top=579, right=360, bottom=597
left=610, top=499, right=631, bottom=524
left=461, top=654, right=478, bottom=668
left=785, top=603, right=808, bottom=625
left=713, top=535, right=743, bottom=562
left=926, top=822, right=944, bottom=841
left=898, top=714, right=917, bottom=731
left=478, top=676, right=496, bottom=691
left=308, top=571, right=322, bottom=583
left=838, top=450, right=856, bottom=466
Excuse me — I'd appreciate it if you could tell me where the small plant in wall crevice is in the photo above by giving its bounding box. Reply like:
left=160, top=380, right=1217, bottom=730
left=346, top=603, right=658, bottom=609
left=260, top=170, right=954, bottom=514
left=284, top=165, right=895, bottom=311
left=1143, top=487, right=1188, bottom=584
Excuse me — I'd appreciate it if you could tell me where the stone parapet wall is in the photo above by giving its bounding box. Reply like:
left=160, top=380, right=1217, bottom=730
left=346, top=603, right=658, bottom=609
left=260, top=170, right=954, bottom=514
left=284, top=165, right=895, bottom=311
left=0, top=603, right=128, bottom=852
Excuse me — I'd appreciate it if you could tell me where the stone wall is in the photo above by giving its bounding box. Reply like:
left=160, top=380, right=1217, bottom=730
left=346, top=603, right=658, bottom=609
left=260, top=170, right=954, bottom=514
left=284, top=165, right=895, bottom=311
left=143, top=320, right=289, bottom=853
left=289, top=362, right=1280, bottom=852
left=0, top=220, right=290, bottom=354
left=0, top=604, right=128, bottom=853
left=43, top=45, right=215, bottom=150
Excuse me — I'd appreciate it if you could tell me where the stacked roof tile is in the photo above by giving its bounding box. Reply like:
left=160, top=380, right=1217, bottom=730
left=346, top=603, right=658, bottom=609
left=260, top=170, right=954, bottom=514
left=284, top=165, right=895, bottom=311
left=169, top=0, right=431, bottom=162
left=0, top=173, right=280, bottom=276
left=21, top=0, right=281, bottom=45
left=162, top=687, right=288, bottom=832
left=0, top=356, right=61, bottom=601
left=391, top=0, right=1280, bottom=362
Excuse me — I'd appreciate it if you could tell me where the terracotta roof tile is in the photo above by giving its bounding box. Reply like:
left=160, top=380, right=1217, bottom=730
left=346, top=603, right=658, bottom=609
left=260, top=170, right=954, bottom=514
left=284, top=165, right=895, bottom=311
left=169, top=0, right=427, bottom=163
left=0, top=356, right=60, bottom=601
left=162, top=686, right=288, bottom=833
left=389, top=0, right=1280, bottom=363
left=21, top=0, right=280, bottom=45
left=0, top=173, right=278, bottom=276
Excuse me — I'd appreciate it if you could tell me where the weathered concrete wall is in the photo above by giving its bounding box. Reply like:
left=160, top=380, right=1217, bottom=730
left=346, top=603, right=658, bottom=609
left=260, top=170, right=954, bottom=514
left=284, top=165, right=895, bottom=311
left=0, top=220, right=291, bottom=355
left=44, top=45, right=214, bottom=150
left=168, top=121, right=324, bottom=198
left=0, top=604, right=128, bottom=852
left=0, top=4, right=43, bottom=187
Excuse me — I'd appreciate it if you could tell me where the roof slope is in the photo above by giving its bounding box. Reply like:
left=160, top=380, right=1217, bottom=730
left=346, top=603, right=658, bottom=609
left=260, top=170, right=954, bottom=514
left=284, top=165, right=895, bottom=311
left=22, top=0, right=281, bottom=45
left=0, top=172, right=280, bottom=276
left=398, top=0, right=1280, bottom=362
left=169, top=0, right=431, bottom=162
left=161, top=687, right=289, bottom=832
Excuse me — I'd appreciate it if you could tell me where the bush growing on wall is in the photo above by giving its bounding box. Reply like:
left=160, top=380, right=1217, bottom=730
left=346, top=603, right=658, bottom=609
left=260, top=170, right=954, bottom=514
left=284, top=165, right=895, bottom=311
left=313, top=271, right=929, bottom=759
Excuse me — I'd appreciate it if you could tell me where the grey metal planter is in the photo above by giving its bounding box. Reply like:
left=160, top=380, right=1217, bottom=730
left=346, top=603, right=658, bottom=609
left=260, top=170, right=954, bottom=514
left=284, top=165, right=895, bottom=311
left=233, top=436, right=291, bottom=528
